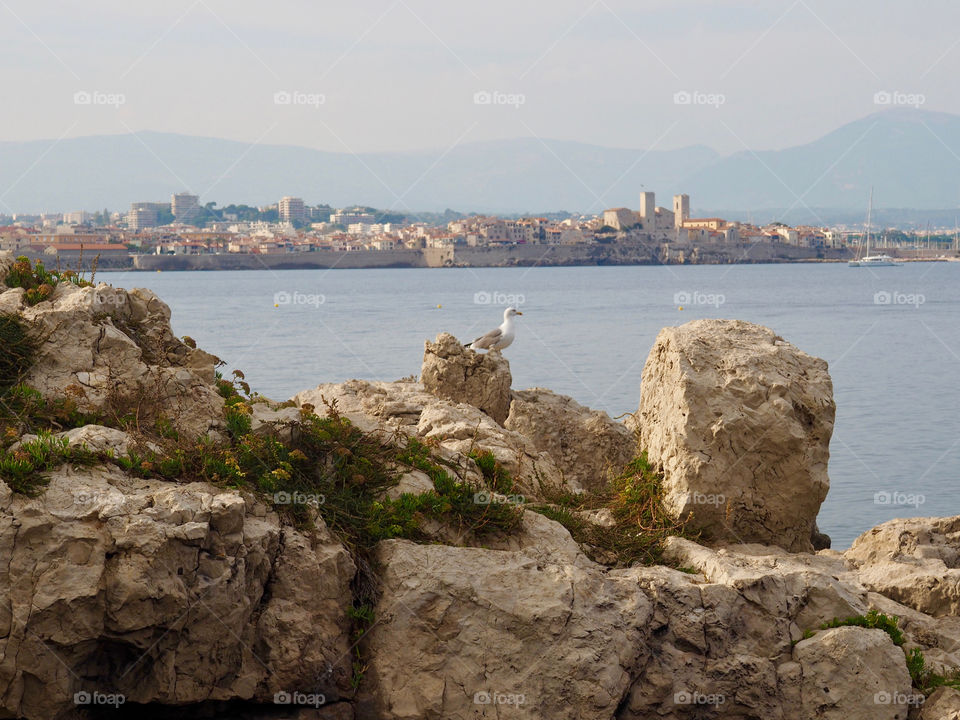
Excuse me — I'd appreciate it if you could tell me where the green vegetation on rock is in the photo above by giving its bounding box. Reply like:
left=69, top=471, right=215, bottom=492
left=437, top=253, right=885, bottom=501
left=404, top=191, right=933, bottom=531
left=528, top=452, right=696, bottom=567
left=4, top=255, right=94, bottom=305
left=805, top=611, right=960, bottom=696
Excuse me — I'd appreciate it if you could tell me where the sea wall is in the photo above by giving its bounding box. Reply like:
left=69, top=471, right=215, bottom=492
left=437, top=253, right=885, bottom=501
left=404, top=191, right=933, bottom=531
left=124, top=241, right=853, bottom=272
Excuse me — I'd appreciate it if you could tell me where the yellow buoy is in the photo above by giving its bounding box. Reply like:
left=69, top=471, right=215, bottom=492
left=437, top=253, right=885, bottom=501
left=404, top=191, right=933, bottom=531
left=437, top=304, right=442, bottom=309
left=274, top=303, right=279, bottom=308
left=678, top=306, right=684, bottom=311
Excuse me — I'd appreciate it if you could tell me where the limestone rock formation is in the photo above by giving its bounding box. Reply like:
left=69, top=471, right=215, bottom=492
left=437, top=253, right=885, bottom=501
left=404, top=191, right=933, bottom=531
left=505, top=387, right=636, bottom=491
left=4, top=279, right=223, bottom=440
left=793, top=627, right=912, bottom=720
left=921, top=686, right=960, bottom=720
left=636, top=319, right=835, bottom=552
left=0, top=468, right=355, bottom=720
left=292, top=379, right=572, bottom=497
left=845, top=516, right=960, bottom=617
left=5, top=267, right=960, bottom=720
left=421, top=332, right=512, bottom=424
left=361, top=538, right=653, bottom=720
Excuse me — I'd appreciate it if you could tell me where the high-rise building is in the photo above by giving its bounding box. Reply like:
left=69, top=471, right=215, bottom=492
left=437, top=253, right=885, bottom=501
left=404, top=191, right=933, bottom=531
left=172, top=192, right=200, bottom=222
left=279, top=196, right=306, bottom=223
left=672, top=194, right=690, bottom=227
left=126, top=202, right=170, bottom=230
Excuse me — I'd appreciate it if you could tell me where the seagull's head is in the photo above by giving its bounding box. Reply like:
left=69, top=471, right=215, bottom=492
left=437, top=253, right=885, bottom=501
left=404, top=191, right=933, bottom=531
left=504, top=306, right=523, bottom=318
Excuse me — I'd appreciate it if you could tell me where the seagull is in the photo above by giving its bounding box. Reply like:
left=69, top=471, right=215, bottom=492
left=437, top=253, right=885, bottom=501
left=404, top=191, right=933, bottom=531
left=469, top=306, right=523, bottom=352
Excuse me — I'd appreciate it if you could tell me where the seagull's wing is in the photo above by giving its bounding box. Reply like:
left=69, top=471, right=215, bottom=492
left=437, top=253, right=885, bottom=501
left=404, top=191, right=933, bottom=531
left=470, top=327, right=503, bottom=349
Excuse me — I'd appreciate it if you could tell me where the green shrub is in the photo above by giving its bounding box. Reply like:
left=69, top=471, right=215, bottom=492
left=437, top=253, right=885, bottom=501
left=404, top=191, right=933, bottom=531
left=819, top=610, right=905, bottom=646
left=0, top=314, right=35, bottom=389
left=4, top=256, right=93, bottom=306
left=527, top=451, right=695, bottom=567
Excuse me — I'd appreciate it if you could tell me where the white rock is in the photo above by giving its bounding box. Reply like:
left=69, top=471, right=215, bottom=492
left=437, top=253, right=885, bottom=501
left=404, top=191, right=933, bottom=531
left=636, top=319, right=835, bottom=552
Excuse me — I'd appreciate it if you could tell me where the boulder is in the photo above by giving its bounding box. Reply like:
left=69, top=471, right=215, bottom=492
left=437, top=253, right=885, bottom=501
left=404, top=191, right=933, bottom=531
left=845, top=516, right=960, bottom=617
left=505, top=388, right=636, bottom=491
left=636, top=319, right=835, bottom=552
left=793, top=627, right=913, bottom=720
left=921, top=686, right=960, bottom=720
left=360, top=539, right=653, bottom=720
left=0, top=467, right=355, bottom=720
left=4, top=281, right=224, bottom=440
left=421, top=332, right=512, bottom=425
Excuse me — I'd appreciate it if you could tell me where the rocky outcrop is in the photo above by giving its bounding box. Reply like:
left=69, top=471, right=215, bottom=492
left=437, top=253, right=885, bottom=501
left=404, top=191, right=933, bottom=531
left=421, top=332, right=512, bottom=424
left=292, top=379, right=574, bottom=497
left=361, top=537, right=653, bottom=720
left=1, top=279, right=223, bottom=440
left=922, top=686, right=960, bottom=719
left=5, top=269, right=960, bottom=720
left=505, top=388, right=636, bottom=492
left=0, top=468, right=355, bottom=720
left=636, top=319, right=835, bottom=552
left=792, top=627, right=912, bottom=720
left=845, top=516, right=960, bottom=617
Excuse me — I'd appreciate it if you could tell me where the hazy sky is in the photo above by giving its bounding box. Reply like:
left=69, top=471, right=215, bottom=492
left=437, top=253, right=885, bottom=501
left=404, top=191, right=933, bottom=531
left=2, top=0, right=958, bottom=155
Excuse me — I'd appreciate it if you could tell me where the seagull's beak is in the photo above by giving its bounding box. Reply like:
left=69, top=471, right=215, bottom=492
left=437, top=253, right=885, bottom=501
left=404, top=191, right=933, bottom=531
left=516, top=311, right=523, bottom=315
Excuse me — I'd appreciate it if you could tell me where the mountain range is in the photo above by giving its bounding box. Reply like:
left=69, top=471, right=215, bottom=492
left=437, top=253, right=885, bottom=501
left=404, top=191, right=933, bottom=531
left=1, top=109, right=958, bottom=222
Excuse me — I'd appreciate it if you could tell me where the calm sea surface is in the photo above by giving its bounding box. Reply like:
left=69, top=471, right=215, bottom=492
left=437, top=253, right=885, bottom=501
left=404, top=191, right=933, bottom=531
left=105, top=262, right=960, bottom=548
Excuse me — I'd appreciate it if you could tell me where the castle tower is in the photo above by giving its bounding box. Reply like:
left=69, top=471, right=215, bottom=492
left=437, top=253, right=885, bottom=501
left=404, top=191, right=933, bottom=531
left=639, top=192, right=656, bottom=223
left=673, top=194, right=690, bottom=227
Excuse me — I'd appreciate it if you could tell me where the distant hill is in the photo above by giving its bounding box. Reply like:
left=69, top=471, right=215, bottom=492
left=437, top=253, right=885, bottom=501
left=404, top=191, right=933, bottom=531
left=1, top=109, right=958, bottom=218
left=685, top=109, right=960, bottom=216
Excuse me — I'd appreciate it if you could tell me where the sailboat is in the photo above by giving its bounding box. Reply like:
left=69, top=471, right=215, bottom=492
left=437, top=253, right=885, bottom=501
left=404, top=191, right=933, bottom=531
left=849, top=188, right=901, bottom=267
